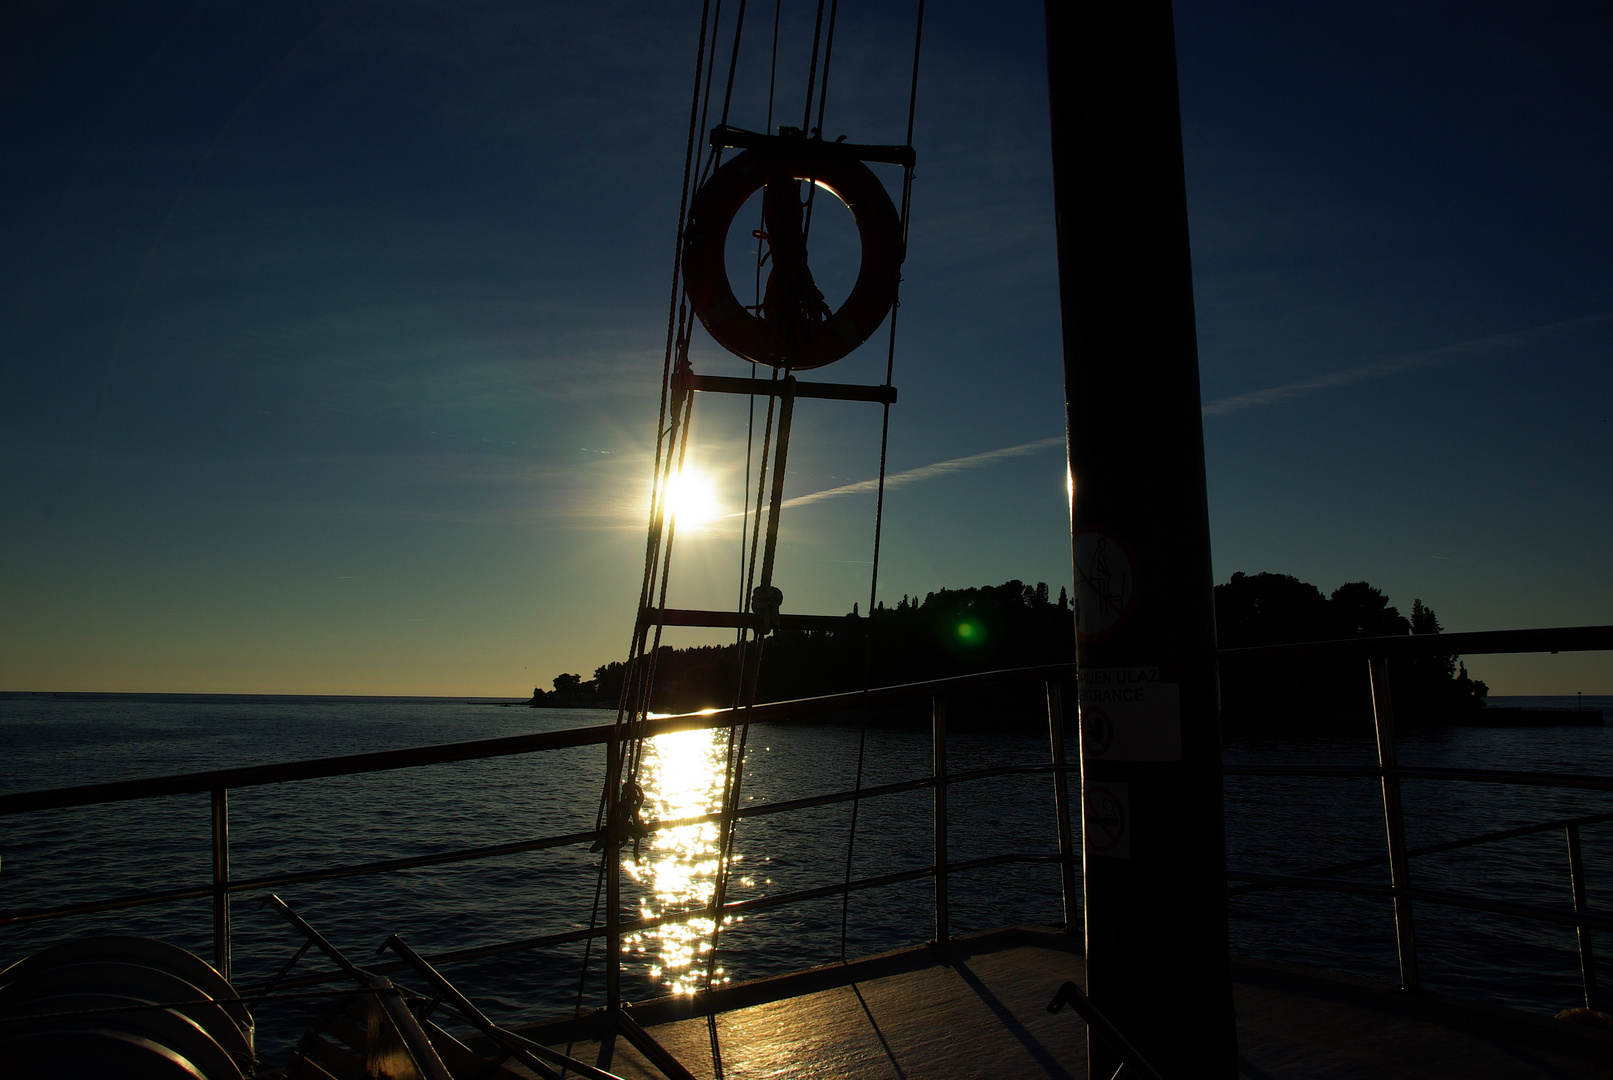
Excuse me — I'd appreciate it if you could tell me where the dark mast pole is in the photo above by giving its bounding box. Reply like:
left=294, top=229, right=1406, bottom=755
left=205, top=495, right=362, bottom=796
left=1043, top=2, right=1236, bottom=1078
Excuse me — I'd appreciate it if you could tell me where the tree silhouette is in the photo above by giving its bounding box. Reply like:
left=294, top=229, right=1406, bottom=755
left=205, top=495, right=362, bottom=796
left=1216, top=573, right=1487, bottom=731
left=529, top=573, right=1486, bottom=733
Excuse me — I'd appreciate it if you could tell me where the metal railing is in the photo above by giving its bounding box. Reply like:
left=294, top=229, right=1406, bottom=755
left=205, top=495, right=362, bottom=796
left=0, top=663, right=1083, bottom=995
left=1220, top=623, right=1613, bottom=1009
left=2, top=624, right=1609, bottom=1015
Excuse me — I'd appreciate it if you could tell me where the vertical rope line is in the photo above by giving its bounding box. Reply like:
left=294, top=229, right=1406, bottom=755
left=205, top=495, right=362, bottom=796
left=903, top=0, right=925, bottom=154
left=625, top=341, right=695, bottom=778
left=800, top=0, right=828, bottom=132
left=693, top=0, right=725, bottom=185
left=738, top=381, right=758, bottom=614
left=731, top=369, right=779, bottom=707
left=642, top=0, right=733, bottom=649
left=812, top=0, right=841, bottom=139
left=630, top=0, right=756, bottom=792
left=634, top=389, right=697, bottom=767
left=574, top=0, right=715, bottom=1033
left=750, top=0, right=784, bottom=309
left=570, top=384, right=692, bottom=1054
left=801, top=0, right=840, bottom=251
left=765, top=0, right=782, bottom=134
left=614, top=0, right=716, bottom=744
left=703, top=710, right=752, bottom=1080
left=839, top=0, right=925, bottom=964
left=737, top=0, right=784, bottom=629
left=717, top=0, right=749, bottom=133
left=735, top=0, right=784, bottom=626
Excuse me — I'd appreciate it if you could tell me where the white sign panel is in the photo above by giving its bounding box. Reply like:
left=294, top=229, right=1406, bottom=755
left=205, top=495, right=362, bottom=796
left=1078, top=667, right=1181, bottom=761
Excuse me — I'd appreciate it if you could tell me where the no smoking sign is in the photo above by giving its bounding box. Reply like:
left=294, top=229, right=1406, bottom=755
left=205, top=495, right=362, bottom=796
left=1083, top=782, right=1130, bottom=859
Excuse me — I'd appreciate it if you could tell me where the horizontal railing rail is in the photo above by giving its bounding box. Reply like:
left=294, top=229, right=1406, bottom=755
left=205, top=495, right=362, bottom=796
left=1225, top=762, right=1613, bottom=792
left=236, top=852, right=1069, bottom=995
left=0, top=664, right=1078, bottom=817
left=1219, top=624, right=1613, bottom=662
left=0, top=761, right=1061, bottom=929
left=0, top=758, right=1065, bottom=928
left=0, top=728, right=1070, bottom=954
left=2, top=623, right=1607, bottom=1015
left=0, top=662, right=1086, bottom=1005
left=1224, top=870, right=1613, bottom=935
left=1228, top=810, right=1613, bottom=897
left=6, top=620, right=1606, bottom=816
left=1220, top=622, right=1612, bottom=1011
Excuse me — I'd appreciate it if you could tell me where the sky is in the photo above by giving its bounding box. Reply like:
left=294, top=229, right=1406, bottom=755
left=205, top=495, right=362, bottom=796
left=1, top=0, right=1608, bottom=696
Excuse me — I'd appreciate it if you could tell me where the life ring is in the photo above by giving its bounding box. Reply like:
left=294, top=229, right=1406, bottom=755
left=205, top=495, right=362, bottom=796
left=682, top=144, right=903, bottom=370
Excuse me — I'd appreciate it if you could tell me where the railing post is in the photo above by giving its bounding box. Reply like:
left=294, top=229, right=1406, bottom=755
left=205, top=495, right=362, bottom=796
left=604, top=734, right=622, bottom=1012
left=210, top=788, right=230, bottom=983
left=1567, top=824, right=1599, bottom=1010
left=933, top=696, right=948, bottom=944
left=1046, top=680, right=1080, bottom=935
left=1369, top=657, right=1419, bottom=991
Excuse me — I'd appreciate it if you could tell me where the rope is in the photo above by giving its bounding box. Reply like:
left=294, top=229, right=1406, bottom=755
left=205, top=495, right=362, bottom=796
left=736, top=0, right=781, bottom=621
left=812, top=0, right=842, bottom=141
left=798, top=0, right=844, bottom=278
left=703, top=16, right=785, bottom=1062
left=571, top=0, right=924, bottom=1067
left=572, top=0, right=715, bottom=1038
left=838, top=0, right=925, bottom=965
left=800, top=0, right=829, bottom=134
left=693, top=0, right=725, bottom=186
left=717, top=0, right=750, bottom=135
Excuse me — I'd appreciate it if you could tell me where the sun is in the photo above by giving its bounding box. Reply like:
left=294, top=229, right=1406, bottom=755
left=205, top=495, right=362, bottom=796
left=664, top=468, right=721, bottom=532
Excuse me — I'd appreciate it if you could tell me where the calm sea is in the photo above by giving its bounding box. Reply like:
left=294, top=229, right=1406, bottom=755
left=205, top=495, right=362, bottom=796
left=1, top=692, right=1610, bottom=1062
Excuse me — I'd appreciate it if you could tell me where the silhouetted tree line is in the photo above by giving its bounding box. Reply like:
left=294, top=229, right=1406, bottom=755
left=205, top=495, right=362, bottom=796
left=530, top=572, right=1488, bottom=733
left=531, top=580, right=1076, bottom=728
left=1215, top=571, right=1488, bottom=731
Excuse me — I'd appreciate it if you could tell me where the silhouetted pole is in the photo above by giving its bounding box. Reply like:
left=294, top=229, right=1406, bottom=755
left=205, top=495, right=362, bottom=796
left=1043, top=2, right=1236, bottom=1078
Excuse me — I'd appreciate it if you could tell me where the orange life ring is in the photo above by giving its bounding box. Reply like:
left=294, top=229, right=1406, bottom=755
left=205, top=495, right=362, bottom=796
left=682, top=144, right=903, bottom=370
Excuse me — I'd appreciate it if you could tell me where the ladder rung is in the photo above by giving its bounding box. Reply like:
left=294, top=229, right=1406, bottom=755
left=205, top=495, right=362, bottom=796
left=708, top=125, right=916, bottom=169
left=691, top=374, right=896, bottom=405
left=644, top=607, right=860, bottom=632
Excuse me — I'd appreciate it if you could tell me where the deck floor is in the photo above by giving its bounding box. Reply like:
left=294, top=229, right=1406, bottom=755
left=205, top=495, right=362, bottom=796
left=528, top=928, right=1613, bottom=1080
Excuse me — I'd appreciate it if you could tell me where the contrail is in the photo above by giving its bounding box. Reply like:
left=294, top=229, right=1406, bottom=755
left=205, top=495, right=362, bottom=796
left=732, top=436, right=1065, bottom=514
left=716, top=311, right=1607, bottom=514
left=1201, top=312, right=1611, bottom=417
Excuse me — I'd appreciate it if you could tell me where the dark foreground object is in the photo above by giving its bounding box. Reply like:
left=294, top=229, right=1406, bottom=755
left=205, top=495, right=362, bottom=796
left=1045, top=0, right=1235, bottom=1068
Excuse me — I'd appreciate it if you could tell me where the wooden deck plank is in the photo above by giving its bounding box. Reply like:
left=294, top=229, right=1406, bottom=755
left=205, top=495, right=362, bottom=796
left=536, top=928, right=1612, bottom=1080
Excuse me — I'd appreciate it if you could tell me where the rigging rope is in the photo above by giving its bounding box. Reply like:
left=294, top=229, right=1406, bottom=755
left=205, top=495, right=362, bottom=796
left=693, top=0, right=726, bottom=186
left=839, top=0, right=925, bottom=964
left=801, top=0, right=829, bottom=134
left=571, top=0, right=715, bottom=1039
left=737, top=0, right=781, bottom=620
left=812, top=0, right=841, bottom=141
left=573, top=3, right=925, bottom=1071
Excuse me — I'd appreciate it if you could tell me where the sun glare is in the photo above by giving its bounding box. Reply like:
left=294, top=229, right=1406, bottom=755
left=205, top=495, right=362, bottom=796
left=664, top=468, right=721, bottom=531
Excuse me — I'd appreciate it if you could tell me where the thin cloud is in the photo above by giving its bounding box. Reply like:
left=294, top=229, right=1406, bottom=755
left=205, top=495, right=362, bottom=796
left=768, top=437, right=1065, bottom=512
left=1202, top=313, right=1611, bottom=417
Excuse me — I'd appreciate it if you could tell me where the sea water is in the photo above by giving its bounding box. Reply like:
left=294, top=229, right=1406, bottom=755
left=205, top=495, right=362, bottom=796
left=1, top=692, right=1609, bottom=1061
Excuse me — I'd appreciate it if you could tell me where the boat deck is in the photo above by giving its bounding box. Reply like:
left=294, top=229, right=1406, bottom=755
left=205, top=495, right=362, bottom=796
left=513, top=927, right=1613, bottom=1080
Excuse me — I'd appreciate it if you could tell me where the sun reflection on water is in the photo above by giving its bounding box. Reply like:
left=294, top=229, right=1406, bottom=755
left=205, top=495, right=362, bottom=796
left=622, top=727, right=745, bottom=994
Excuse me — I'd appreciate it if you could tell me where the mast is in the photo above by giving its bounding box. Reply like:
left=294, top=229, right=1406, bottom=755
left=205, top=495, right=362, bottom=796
left=1042, top=2, right=1237, bottom=1077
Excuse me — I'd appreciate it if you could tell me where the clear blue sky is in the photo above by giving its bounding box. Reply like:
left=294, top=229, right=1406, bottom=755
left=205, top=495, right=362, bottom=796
left=2, top=1, right=1608, bottom=695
